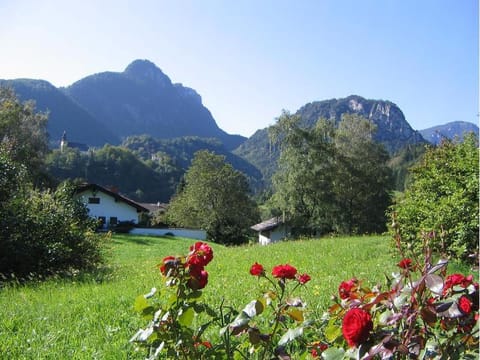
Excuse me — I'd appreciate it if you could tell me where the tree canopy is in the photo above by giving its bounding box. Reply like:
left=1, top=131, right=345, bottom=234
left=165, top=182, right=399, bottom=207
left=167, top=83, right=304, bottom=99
left=0, top=87, right=49, bottom=183
left=167, top=150, right=259, bottom=245
left=269, top=111, right=393, bottom=236
left=392, top=133, right=479, bottom=262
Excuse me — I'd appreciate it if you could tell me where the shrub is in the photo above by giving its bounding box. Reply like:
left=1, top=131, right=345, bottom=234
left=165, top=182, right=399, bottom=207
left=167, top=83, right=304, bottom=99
left=392, top=133, right=479, bottom=263
left=0, top=180, right=106, bottom=278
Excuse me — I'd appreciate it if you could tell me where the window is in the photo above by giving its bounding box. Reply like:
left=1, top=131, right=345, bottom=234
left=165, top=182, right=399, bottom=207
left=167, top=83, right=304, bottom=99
left=98, top=216, right=106, bottom=226
left=109, top=217, right=118, bottom=225
left=88, top=197, right=100, bottom=204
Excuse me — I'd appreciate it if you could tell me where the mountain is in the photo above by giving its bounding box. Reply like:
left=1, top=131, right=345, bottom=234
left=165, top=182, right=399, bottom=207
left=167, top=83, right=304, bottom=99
left=122, top=135, right=263, bottom=192
left=419, top=121, right=479, bottom=145
left=234, top=95, right=427, bottom=183
left=63, top=59, right=245, bottom=150
left=0, top=79, right=119, bottom=146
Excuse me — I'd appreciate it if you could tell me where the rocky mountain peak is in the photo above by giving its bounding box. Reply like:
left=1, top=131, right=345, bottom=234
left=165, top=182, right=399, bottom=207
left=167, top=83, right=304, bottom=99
left=124, top=59, right=172, bottom=87
left=348, top=98, right=364, bottom=112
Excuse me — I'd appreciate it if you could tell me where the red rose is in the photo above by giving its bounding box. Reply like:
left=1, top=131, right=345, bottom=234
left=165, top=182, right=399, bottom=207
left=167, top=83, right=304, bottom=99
left=187, top=242, right=213, bottom=267
left=397, top=258, right=412, bottom=270
left=249, top=262, right=265, bottom=276
left=342, top=308, right=373, bottom=347
left=311, top=349, right=319, bottom=358
left=159, top=255, right=179, bottom=276
left=188, top=265, right=209, bottom=290
left=272, top=264, right=297, bottom=279
left=338, top=279, right=357, bottom=300
left=298, top=273, right=311, bottom=285
left=443, top=273, right=473, bottom=295
left=458, top=295, right=473, bottom=315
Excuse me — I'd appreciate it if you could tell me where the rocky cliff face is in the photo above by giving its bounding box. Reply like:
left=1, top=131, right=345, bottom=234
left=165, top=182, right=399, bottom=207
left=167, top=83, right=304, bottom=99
left=297, top=95, right=425, bottom=153
left=234, top=95, right=427, bottom=183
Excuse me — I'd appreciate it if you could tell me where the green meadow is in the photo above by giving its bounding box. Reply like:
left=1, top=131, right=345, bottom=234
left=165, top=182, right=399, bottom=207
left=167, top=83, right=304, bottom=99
left=0, top=235, right=471, bottom=359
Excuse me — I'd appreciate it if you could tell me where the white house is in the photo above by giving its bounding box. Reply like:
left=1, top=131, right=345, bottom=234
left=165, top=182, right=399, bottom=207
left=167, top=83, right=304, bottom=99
left=251, top=217, right=288, bottom=245
left=75, top=183, right=148, bottom=228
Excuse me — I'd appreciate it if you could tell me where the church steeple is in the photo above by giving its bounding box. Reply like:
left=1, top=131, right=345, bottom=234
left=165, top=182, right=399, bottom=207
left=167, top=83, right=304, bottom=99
left=60, top=131, right=67, bottom=152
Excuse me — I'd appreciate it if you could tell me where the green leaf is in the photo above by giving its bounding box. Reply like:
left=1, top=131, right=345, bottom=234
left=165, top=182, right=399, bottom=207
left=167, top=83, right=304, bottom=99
left=324, top=320, right=342, bottom=343
left=178, top=307, right=195, bottom=327
left=278, top=326, right=303, bottom=346
left=187, top=290, right=203, bottom=301
left=287, top=309, right=304, bottom=322
left=141, top=306, right=155, bottom=320
left=134, top=295, right=149, bottom=313
left=321, top=347, right=345, bottom=360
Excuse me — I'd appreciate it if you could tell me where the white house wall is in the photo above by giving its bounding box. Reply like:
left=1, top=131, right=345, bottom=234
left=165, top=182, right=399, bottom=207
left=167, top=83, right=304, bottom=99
left=78, top=190, right=140, bottom=225
left=259, top=233, right=271, bottom=245
left=258, top=225, right=287, bottom=245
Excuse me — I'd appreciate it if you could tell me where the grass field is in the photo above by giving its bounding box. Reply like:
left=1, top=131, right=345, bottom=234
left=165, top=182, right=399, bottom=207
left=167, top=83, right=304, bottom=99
left=0, top=234, right=472, bottom=359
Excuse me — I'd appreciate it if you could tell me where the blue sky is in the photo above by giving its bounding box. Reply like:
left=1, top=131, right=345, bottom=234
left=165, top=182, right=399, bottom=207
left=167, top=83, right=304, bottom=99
left=0, top=0, right=478, bottom=137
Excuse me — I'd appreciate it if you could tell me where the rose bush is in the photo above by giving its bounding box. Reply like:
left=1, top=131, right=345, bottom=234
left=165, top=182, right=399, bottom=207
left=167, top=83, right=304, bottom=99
left=222, top=262, right=312, bottom=358
left=312, top=231, right=479, bottom=360
left=130, top=242, right=219, bottom=359
left=131, top=242, right=314, bottom=359
left=132, top=233, right=478, bottom=359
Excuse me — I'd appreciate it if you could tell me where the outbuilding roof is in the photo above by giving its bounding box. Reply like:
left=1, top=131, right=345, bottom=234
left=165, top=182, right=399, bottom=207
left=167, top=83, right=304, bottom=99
left=251, top=217, right=284, bottom=232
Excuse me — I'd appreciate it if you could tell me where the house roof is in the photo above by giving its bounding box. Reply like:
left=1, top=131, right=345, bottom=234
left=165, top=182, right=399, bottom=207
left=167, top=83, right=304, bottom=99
left=75, top=183, right=149, bottom=213
left=139, top=202, right=168, bottom=213
left=251, top=217, right=284, bottom=232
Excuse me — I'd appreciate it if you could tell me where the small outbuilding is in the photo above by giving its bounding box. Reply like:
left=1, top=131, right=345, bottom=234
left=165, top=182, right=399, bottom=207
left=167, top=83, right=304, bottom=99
left=251, top=217, right=288, bottom=245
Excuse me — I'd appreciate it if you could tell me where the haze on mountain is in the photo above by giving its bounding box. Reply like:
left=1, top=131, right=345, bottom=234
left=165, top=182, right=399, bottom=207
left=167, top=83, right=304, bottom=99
left=419, top=121, right=479, bottom=145
left=2, top=59, right=477, bottom=198
left=0, top=78, right=119, bottom=146
left=1, top=59, right=245, bottom=150
left=63, top=60, right=245, bottom=150
left=2, top=59, right=475, bottom=153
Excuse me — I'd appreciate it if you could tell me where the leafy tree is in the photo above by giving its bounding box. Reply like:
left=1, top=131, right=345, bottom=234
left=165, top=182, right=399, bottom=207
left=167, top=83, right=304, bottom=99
left=388, top=143, right=426, bottom=191
left=333, top=114, right=392, bottom=234
left=269, top=112, right=393, bottom=236
left=269, top=111, right=337, bottom=235
left=167, top=150, right=259, bottom=245
left=392, top=133, right=479, bottom=262
left=0, top=89, right=106, bottom=278
left=0, top=87, right=49, bottom=182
